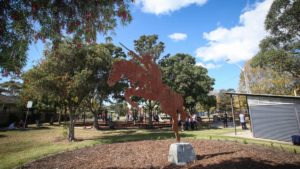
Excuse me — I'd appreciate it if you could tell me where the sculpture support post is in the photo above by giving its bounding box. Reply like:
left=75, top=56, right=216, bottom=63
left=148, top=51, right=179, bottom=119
left=172, top=118, right=180, bottom=142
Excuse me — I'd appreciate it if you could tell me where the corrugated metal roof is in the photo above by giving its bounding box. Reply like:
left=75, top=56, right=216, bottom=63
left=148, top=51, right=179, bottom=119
left=0, top=94, right=19, bottom=104
left=225, top=92, right=300, bottom=100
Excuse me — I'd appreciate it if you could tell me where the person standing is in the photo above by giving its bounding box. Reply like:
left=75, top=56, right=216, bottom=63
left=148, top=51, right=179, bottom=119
left=239, top=112, right=247, bottom=129
left=223, top=113, right=228, bottom=128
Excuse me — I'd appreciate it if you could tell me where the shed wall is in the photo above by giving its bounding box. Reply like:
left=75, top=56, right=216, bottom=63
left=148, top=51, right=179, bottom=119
left=248, top=96, right=300, bottom=142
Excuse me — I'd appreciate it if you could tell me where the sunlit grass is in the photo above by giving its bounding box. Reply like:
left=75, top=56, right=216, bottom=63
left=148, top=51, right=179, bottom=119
left=0, top=125, right=299, bottom=169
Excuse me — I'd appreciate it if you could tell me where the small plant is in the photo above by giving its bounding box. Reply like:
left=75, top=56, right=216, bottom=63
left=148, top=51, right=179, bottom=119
left=270, top=142, right=274, bottom=148
left=280, top=144, right=285, bottom=152
left=62, top=125, right=68, bottom=138
left=209, top=136, right=212, bottom=140
left=294, top=148, right=297, bottom=154
left=243, top=139, right=248, bottom=144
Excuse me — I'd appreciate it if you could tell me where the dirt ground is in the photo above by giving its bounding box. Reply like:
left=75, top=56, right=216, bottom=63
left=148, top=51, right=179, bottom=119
left=21, top=139, right=300, bottom=169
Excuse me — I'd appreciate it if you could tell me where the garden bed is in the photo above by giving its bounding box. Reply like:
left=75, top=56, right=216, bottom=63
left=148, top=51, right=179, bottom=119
left=21, top=139, right=300, bottom=169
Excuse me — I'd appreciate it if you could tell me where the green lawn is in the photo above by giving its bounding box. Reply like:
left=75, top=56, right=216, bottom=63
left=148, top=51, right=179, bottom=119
left=0, top=125, right=299, bottom=169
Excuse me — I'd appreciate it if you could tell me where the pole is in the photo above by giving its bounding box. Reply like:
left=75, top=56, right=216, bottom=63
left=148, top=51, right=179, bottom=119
left=24, top=108, right=29, bottom=128
left=226, top=59, right=251, bottom=93
left=236, top=63, right=250, bottom=94
left=230, top=94, right=236, bottom=135
left=245, top=96, right=252, bottom=132
left=243, top=69, right=251, bottom=94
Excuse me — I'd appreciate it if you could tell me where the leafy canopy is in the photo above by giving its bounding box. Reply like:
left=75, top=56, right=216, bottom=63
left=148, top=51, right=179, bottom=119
left=0, top=0, right=133, bottom=74
left=133, top=34, right=165, bottom=62
left=159, top=53, right=215, bottom=112
left=251, top=0, right=300, bottom=80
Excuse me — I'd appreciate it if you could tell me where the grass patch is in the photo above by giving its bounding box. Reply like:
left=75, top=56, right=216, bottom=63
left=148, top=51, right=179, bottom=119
left=0, top=125, right=300, bottom=169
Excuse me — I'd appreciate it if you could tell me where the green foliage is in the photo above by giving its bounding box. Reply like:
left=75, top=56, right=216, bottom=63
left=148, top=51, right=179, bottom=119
left=243, top=139, right=248, bottom=144
left=62, top=125, right=68, bottom=138
left=21, top=40, right=123, bottom=139
left=216, top=89, right=235, bottom=112
left=240, top=60, right=295, bottom=95
left=133, top=34, right=165, bottom=62
left=264, top=0, right=300, bottom=50
left=251, top=49, right=300, bottom=79
left=251, top=0, right=300, bottom=93
left=160, top=54, right=215, bottom=112
left=108, top=102, right=128, bottom=116
left=0, top=0, right=133, bottom=74
left=0, top=80, right=22, bottom=96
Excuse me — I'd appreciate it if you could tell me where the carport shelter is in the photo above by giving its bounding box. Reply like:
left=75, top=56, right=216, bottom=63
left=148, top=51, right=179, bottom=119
left=226, top=93, right=300, bottom=143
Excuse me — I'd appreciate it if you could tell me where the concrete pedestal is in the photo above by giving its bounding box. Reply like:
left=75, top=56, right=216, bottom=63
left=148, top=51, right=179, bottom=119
left=168, top=143, right=196, bottom=165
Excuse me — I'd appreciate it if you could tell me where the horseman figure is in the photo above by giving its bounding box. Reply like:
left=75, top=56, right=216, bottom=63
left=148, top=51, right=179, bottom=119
left=107, top=45, right=187, bottom=142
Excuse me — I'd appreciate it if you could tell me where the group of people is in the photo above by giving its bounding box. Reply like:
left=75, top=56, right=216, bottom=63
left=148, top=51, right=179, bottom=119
left=8, top=120, right=25, bottom=130
left=221, top=112, right=248, bottom=129
left=178, top=114, right=200, bottom=131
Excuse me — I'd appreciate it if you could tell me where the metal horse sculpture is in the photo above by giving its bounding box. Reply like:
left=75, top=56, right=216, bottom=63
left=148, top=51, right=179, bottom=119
left=107, top=49, right=187, bottom=142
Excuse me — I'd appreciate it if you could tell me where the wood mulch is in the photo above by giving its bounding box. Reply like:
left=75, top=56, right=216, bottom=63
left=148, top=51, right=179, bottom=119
left=21, top=139, right=300, bottom=169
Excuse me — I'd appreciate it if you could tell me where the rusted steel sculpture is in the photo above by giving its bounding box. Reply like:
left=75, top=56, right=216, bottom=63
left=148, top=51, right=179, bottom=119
left=107, top=48, right=187, bottom=142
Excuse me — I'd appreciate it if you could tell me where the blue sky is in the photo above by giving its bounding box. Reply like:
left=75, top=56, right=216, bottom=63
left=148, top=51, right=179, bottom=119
left=23, top=0, right=273, bottom=91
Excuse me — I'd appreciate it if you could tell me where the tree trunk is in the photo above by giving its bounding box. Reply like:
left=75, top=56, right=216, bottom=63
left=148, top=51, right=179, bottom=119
left=83, top=111, right=86, bottom=128
left=68, top=107, right=75, bottom=141
left=207, top=109, right=211, bottom=122
left=146, top=100, right=155, bottom=127
left=58, top=109, right=62, bottom=125
left=92, top=112, right=99, bottom=130
left=64, top=106, right=67, bottom=124
left=50, top=114, right=54, bottom=125
left=148, top=107, right=153, bottom=127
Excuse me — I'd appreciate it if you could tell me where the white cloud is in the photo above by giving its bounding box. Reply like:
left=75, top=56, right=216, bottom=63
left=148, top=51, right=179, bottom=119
left=168, top=33, right=187, bottom=41
left=196, top=62, right=222, bottom=69
left=196, top=0, right=273, bottom=63
left=135, top=0, right=207, bottom=15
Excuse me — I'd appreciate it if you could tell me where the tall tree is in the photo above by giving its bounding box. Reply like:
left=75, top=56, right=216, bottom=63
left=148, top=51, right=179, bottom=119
left=0, top=0, right=133, bottom=75
left=129, top=34, right=166, bottom=126
left=133, top=34, right=165, bottom=62
left=160, top=53, right=215, bottom=114
left=264, top=0, right=300, bottom=50
left=86, top=43, right=127, bottom=129
left=202, top=95, right=216, bottom=122
left=22, top=41, right=115, bottom=141
left=240, top=60, right=294, bottom=95
left=251, top=0, right=300, bottom=94
left=216, top=89, right=235, bottom=112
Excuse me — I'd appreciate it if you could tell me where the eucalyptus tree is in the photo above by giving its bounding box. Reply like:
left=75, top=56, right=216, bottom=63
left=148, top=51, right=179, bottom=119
left=1, top=0, right=133, bottom=75
left=129, top=34, right=166, bottom=126
left=251, top=0, right=300, bottom=94
left=22, top=41, right=117, bottom=141
left=133, top=34, right=166, bottom=62
left=159, top=54, right=215, bottom=114
left=240, top=60, right=294, bottom=95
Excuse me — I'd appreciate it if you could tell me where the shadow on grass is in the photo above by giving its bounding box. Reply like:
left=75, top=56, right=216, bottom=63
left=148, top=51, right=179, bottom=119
left=21, top=126, right=52, bottom=131
left=0, top=126, right=51, bottom=132
left=0, top=134, right=6, bottom=138
left=197, top=126, right=222, bottom=130
left=78, top=131, right=196, bottom=144
left=163, top=157, right=300, bottom=169
left=101, top=130, right=139, bottom=135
